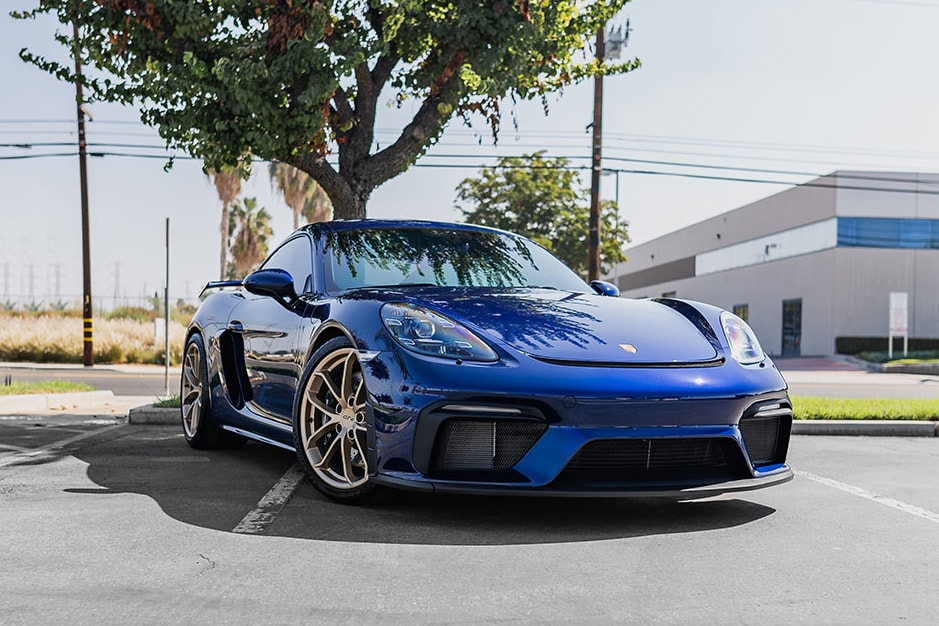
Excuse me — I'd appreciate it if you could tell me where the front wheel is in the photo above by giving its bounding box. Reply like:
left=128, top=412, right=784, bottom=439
left=294, top=337, right=375, bottom=503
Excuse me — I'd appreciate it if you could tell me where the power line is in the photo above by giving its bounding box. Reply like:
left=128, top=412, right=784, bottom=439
left=6, top=115, right=939, bottom=163
left=6, top=147, right=939, bottom=196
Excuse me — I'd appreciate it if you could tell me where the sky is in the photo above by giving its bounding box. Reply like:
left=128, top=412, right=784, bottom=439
left=3, top=0, right=939, bottom=310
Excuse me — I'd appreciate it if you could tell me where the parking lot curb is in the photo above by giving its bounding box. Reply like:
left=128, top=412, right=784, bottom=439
left=128, top=404, right=178, bottom=425
left=792, top=420, right=939, bottom=437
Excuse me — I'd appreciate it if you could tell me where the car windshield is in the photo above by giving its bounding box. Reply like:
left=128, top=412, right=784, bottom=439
left=324, top=227, right=590, bottom=292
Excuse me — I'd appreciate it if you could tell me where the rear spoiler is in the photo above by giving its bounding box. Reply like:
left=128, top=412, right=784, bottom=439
left=199, top=279, right=243, bottom=300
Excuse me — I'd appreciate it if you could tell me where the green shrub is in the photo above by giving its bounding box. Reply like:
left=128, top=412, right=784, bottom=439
left=855, top=350, right=939, bottom=364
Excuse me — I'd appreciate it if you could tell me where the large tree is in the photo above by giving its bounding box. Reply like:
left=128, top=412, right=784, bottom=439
left=456, top=152, right=629, bottom=276
left=17, top=1, right=638, bottom=218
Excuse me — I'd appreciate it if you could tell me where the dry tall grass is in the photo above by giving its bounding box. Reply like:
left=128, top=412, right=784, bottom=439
left=0, top=314, right=187, bottom=364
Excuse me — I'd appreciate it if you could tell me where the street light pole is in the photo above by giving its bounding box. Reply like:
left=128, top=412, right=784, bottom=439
left=73, top=19, right=94, bottom=367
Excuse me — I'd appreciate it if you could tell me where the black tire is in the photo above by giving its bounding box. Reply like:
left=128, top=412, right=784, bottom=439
left=293, top=336, right=376, bottom=503
left=180, top=333, right=246, bottom=449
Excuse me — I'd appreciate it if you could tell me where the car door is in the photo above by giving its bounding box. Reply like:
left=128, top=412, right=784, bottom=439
left=229, top=235, right=314, bottom=423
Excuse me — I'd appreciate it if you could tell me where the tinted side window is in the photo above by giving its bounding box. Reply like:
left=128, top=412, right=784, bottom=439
left=261, top=236, right=313, bottom=294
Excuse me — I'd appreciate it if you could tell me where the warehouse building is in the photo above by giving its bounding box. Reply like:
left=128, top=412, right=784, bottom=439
left=610, top=172, right=939, bottom=357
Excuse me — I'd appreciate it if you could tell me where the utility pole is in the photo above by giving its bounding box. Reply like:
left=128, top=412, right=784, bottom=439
left=588, top=27, right=604, bottom=282
left=164, top=218, right=170, bottom=397
left=588, top=19, right=630, bottom=282
left=73, top=19, right=94, bottom=366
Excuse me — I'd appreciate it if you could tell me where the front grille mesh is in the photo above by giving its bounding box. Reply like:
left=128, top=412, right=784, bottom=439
left=565, top=438, right=728, bottom=472
left=553, top=437, right=745, bottom=488
left=739, top=415, right=781, bottom=466
left=431, top=419, right=546, bottom=473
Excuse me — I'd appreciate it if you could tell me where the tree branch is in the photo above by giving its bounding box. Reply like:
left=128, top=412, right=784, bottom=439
left=357, top=53, right=463, bottom=190
left=332, top=86, right=354, bottom=123
left=370, top=53, right=398, bottom=91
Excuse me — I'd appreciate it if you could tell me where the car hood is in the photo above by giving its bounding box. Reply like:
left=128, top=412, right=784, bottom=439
left=414, top=289, right=722, bottom=365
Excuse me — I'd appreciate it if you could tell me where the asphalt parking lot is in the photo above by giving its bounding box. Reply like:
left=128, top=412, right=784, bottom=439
left=2, top=407, right=939, bottom=624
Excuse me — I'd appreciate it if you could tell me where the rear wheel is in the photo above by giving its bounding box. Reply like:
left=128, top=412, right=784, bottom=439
left=180, top=333, right=245, bottom=449
left=294, top=337, right=375, bottom=503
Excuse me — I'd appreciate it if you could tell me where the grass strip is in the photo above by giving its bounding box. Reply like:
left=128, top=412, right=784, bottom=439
left=153, top=395, right=181, bottom=408
left=0, top=380, right=96, bottom=396
left=792, top=396, right=939, bottom=421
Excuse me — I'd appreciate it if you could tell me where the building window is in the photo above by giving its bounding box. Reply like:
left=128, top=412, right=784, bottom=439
left=733, top=304, right=749, bottom=322
left=837, top=217, right=939, bottom=249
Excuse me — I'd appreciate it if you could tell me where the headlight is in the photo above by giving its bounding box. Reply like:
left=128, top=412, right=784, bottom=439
left=721, top=311, right=765, bottom=364
left=381, top=303, right=498, bottom=362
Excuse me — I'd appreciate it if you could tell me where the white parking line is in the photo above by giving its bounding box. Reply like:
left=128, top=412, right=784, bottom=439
left=232, top=464, right=306, bottom=534
left=797, top=469, right=939, bottom=526
left=0, top=425, right=124, bottom=469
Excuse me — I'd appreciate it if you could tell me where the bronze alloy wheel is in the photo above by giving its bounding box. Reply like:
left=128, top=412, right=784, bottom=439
left=181, top=339, right=204, bottom=439
left=298, top=346, right=370, bottom=490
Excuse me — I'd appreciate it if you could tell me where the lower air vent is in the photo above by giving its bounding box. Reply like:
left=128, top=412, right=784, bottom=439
left=739, top=415, right=782, bottom=466
left=431, top=419, right=546, bottom=473
left=552, top=437, right=748, bottom=488
left=565, top=438, right=728, bottom=472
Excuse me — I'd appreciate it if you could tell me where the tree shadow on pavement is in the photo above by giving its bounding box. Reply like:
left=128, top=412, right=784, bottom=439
left=66, top=425, right=777, bottom=546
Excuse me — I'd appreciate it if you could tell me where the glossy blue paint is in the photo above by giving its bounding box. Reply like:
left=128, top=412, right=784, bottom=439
left=186, top=219, right=794, bottom=499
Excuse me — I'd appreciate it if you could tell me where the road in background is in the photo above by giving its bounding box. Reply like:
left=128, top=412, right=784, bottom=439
left=0, top=363, right=176, bottom=397
left=776, top=357, right=939, bottom=399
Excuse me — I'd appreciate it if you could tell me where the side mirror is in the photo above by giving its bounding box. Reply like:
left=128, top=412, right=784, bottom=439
left=589, top=280, right=620, bottom=297
left=243, top=268, right=296, bottom=303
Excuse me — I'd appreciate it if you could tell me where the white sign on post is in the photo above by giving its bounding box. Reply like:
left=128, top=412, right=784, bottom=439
left=888, top=291, right=908, bottom=358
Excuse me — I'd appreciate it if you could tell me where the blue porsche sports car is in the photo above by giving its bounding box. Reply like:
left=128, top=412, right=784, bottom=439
left=181, top=219, right=792, bottom=502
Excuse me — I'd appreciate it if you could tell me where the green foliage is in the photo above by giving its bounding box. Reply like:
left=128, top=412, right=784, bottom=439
left=456, top=152, right=629, bottom=276
left=153, top=395, right=182, bottom=408
left=16, top=1, right=638, bottom=218
left=792, top=396, right=939, bottom=421
left=856, top=350, right=939, bottom=364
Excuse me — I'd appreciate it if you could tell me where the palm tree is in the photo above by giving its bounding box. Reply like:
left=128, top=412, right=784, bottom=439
left=209, top=166, right=243, bottom=280
left=269, top=162, right=332, bottom=229
left=227, top=197, right=274, bottom=279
